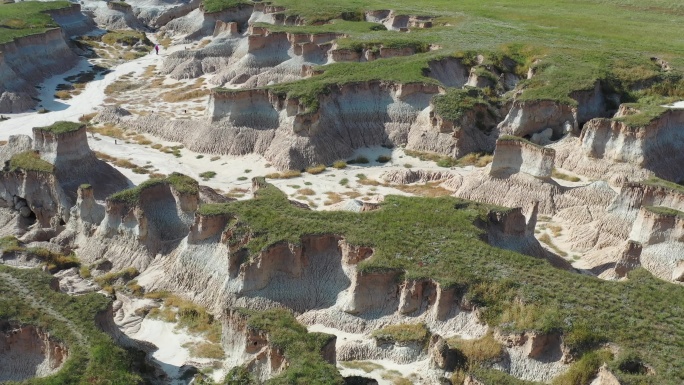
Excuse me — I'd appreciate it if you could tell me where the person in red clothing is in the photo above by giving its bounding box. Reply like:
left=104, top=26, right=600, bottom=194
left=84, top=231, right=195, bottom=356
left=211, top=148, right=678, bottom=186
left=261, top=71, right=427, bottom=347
left=154, top=44, right=159, bottom=55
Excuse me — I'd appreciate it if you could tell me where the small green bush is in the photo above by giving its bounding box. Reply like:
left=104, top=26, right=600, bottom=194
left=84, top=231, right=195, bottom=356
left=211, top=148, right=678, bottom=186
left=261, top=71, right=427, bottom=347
left=200, top=171, right=217, bottom=180
left=376, top=155, right=391, bottom=163
left=332, top=160, right=347, bottom=169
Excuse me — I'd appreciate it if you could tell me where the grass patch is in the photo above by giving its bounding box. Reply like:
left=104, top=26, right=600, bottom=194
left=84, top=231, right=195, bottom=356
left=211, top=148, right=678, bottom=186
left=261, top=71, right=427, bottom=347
left=448, top=332, right=504, bottom=366
left=392, top=182, right=452, bottom=197
left=339, top=178, right=349, bottom=186
left=641, top=176, right=684, bottom=193
left=538, top=233, right=568, bottom=257
left=265, top=170, right=302, bottom=179
left=340, top=361, right=384, bottom=373
left=552, top=169, right=581, bottom=182
left=201, top=0, right=251, bottom=13
left=433, top=88, right=496, bottom=123
left=404, top=149, right=459, bottom=168
left=371, top=323, right=430, bottom=344
left=306, top=164, right=326, bottom=174
left=88, top=124, right=126, bottom=139
left=552, top=349, right=614, bottom=385
left=457, top=153, right=494, bottom=168
left=34, top=121, right=83, bottom=135
left=0, top=1, right=71, bottom=44
left=101, top=30, right=152, bottom=47
left=297, top=188, right=315, bottom=196
left=376, top=155, right=392, bottom=163
left=184, top=341, right=225, bottom=359
left=323, top=192, right=343, bottom=206
left=0, top=241, right=79, bottom=273
left=348, top=155, right=369, bottom=164
left=9, top=151, right=54, bottom=173
left=160, top=88, right=210, bottom=103
left=104, top=80, right=143, bottom=95
left=645, top=206, right=684, bottom=219
left=94, top=267, right=139, bottom=288
left=108, top=173, right=198, bottom=205
left=200, top=171, right=217, bottom=181
left=332, top=160, right=347, bottom=169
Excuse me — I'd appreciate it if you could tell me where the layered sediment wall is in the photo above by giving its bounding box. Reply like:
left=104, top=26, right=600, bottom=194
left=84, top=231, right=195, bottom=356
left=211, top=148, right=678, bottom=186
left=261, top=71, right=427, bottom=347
left=489, top=137, right=555, bottom=179
left=579, top=106, right=684, bottom=182
left=0, top=321, right=69, bottom=382
left=0, top=28, right=78, bottom=113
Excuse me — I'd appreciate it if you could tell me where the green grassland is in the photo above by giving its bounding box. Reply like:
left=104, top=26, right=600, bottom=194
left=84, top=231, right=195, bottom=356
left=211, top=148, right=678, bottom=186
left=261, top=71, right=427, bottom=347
left=34, top=121, right=84, bottom=135
left=212, top=0, right=684, bottom=121
left=0, top=265, right=146, bottom=384
left=0, top=1, right=71, bottom=44
left=199, top=180, right=684, bottom=384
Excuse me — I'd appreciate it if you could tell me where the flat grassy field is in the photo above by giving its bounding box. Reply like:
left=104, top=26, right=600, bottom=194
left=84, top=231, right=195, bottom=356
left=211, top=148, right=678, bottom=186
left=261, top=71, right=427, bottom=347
left=199, top=181, right=684, bottom=385
left=233, top=0, right=684, bottom=116
left=0, top=1, right=71, bottom=44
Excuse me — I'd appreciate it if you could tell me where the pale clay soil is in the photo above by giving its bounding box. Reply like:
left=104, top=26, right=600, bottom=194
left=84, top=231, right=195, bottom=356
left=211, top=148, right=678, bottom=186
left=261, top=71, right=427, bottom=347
left=0, top=31, right=673, bottom=382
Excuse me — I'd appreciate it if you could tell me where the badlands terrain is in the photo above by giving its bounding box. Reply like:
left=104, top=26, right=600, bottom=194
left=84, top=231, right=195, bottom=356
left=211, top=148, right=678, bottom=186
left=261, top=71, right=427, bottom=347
left=0, top=0, right=684, bottom=384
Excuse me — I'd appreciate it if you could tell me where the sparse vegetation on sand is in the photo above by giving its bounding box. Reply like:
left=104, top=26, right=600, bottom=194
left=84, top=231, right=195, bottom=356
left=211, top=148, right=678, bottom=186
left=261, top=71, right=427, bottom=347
left=265, top=170, right=302, bottom=179
left=305, top=164, right=326, bottom=174
left=101, top=30, right=152, bottom=47
left=552, top=169, right=581, bottom=182
left=0, top=265, right=146, bottom=384
left=196, top=181, right=684, bottom=384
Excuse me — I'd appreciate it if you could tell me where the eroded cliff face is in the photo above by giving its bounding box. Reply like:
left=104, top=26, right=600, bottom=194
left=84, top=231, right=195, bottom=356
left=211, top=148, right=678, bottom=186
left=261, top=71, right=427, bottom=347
left=0, top=169, right=69, bottom=232
left=569, top=181, right=684, bottom=281
left=0, top=28, right=78, bottom=113
left=489, top=138, right=555, bottom=179
left=497, top=82, right=608, bottom=141
left=164, top=3, right=254, bottom=41
left=72, top=178, right=197, bottom=271
left=493, top=330, right=571, bottom=382
left=578, top=106, right=684, bottom=182
left=32, top=125, right=129, bottom=202
left=45, top=4, right=97, bottom=37
left=128, top=82, right=455, bottom=169
left=497, top=99, right=577, bottom=140
left=0, top=321, right=69, bottom=382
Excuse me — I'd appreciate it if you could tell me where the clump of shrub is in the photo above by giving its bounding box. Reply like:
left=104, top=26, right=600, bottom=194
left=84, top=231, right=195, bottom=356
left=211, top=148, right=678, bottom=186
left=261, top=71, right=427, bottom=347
left=552, top=168, right=581, bottom=182
left=265, top=170, right=302, bottom=179
left=306, top=164, right=326, bottom=174
left=199, top=171, right=216, bottom=180
left=332, top=160, right=347, bottom=169
left=348, top=155, right=369, bottom=164
left=376, top=155, right=392, bottom=163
